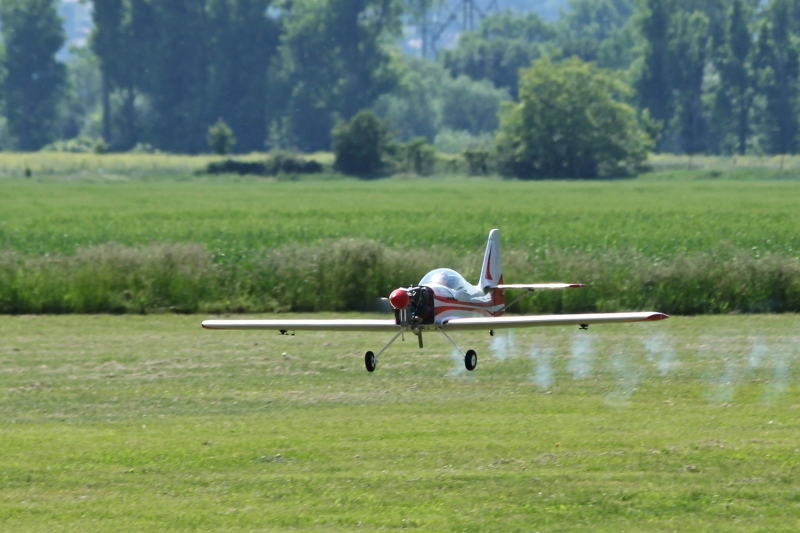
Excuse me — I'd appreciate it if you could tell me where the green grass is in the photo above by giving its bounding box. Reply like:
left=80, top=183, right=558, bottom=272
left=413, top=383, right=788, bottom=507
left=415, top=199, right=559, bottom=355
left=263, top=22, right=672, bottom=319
left=1, top=314, right=799, bottom=531
left=1, top=168, right=800, bottom=314
left=1, top=176, right=799, bottom=257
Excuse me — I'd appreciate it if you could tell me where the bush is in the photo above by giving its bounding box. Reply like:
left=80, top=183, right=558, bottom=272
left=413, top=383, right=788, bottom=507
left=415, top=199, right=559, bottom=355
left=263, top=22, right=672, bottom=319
left=332, top=110, right=391, bottom=177
left=265, top=151, right=323, bottom=174
left=396, top=137, right=436, bottom=175
left=205, top=159, right=268, bottom=175
left=463, top=148, right=490, bottom=175
left=0, top=241, right=799, bottom=315
left=0, top=243, right=214, bottom=314
left=495, top=56, right=652, bottom=179
left=205, top=152, right=323, bottom=176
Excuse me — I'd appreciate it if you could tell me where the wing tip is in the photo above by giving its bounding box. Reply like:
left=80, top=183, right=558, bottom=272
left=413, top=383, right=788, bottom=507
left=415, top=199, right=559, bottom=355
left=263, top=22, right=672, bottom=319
left=645, top=312, right=670, bottom=321
left=569, top=284, right=586, bottom=288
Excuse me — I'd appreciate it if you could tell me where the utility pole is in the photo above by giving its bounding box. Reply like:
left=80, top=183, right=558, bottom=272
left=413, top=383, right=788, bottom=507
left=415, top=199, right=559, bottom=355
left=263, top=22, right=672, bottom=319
left=424, top=0, right=498, bottom=56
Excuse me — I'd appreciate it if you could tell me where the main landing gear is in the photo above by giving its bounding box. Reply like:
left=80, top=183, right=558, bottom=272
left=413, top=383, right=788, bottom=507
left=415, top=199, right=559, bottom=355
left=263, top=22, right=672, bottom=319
left=464, top=349, right=477, bottom=371
left=365, top=351, right=377, bottom=372
left=441, top=328, right=477, bottom=371
left=364, top=328, right=478, bottom=373
left=363, top=329, right=404, bottom=372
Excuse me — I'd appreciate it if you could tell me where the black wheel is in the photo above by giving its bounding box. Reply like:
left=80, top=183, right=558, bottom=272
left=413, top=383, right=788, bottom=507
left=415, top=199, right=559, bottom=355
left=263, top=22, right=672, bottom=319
left=365, top=351, right=376, bottom=372
left=464, top=349, right=477, bottom=371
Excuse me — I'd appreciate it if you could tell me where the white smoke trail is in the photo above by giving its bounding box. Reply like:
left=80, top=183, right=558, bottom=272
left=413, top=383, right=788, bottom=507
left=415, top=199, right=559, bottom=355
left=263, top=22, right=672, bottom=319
left=489, top=331, right=516, bottom=361
left=642, top=332, right=677, bottom=376
left=567, top=336, right=594, bottom=379
left=529, top=346, right=555, bottom=390
left=748, top=338, right=768, bottom=369
left=605, top=348, right=641, bottom=407
left=699, top=335, right=738, bottom=404
left=447, top=348, right=466, bottom=377
left=763, top=337, right=795, bottom=402
left=710, top=357, right=737, bottom=404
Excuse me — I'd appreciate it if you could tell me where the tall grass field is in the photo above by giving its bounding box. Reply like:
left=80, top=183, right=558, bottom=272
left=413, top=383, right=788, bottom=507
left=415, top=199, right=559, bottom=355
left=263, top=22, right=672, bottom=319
left=1, top=153, right=800, bottom=314
left=1, top=314, right=798, bottom=531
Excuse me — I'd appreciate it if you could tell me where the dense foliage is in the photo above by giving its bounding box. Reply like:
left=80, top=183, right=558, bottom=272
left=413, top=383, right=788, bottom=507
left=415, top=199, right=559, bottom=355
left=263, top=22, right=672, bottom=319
left=0, top=0, right=66, bottom=150
left=332, top=110, right=392, bottom=176
left=495, top=57, right=651, bottom=178
left=4, top=0, right=800, bottom=162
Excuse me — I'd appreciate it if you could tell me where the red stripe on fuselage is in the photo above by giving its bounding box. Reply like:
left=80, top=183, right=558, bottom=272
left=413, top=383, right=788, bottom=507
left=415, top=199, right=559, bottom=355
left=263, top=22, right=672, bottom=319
left=433, top=295, right=496, bottom=308
left=434, top=305, right=496, bottom=317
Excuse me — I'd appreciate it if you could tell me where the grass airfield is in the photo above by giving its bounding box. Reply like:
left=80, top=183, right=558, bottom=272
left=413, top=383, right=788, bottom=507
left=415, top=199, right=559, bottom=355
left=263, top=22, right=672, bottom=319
left=1, top=314, right=799, bottom=531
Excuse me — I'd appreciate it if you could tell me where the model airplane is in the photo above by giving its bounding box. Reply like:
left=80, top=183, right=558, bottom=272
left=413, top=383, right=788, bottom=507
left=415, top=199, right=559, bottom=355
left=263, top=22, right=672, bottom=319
left=203, top=229, right=668, bottom=372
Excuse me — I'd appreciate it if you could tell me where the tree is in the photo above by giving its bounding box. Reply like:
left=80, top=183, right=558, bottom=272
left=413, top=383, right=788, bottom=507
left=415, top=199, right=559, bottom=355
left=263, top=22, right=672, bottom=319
left=669, top=10, right=709, bottom=155
left=207, top=118, right=236, bottom=154
left=206, top=0, right=279, bottom=152
left=147, top=0, right=210, bottom=152
left=714, top=0, right=755, bottom=154
left=495, top=57, right=651, bottom=179
left=372, top=58, right=509, bottom=143
left=90, top=0, right=279, bottom=153
left=0, top=0, right=66, bottom=150
left=332, top=110, right=391, bottom=176
left=440, top=75, right=509, bottom=136
left=637, top=0, right=673, bottom=136
left=755, top=0, right=800, bottom=154
left=278, top=0, right=402, bottom=151
left=555, top=0, right=637, bottom=68
left=91, top=0, right=156, bottom=150
left=441, top=12, right=555, bottom=97
left=59, top=48, right=103, bottom=141
left=90, top=0, right=124, bottom=145
left=638, top=0, right=718, bottom=154
left=372, top=58, right=443, bottom=142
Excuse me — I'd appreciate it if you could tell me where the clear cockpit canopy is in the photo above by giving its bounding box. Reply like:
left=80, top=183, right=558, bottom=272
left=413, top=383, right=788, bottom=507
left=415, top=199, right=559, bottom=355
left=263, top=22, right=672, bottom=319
left=419, top=268, right=481, bottom=297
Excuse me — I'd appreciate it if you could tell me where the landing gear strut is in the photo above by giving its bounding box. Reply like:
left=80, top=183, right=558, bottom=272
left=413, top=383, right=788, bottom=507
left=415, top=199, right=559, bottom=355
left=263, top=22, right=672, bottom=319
left=364, top=329, right=404, bottom=372
left=439, top=328, right=477, bottom=371
left=364, top=327, right=478, bottom=372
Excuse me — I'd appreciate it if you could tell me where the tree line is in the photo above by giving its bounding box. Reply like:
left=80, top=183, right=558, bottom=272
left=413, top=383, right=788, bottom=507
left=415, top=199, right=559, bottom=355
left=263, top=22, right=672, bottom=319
left=2, top=0, right=800, bottom=157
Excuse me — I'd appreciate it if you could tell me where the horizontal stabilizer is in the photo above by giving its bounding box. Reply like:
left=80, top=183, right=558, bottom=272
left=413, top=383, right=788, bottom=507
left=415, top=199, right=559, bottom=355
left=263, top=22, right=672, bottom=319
left=496, top=283, right=585, bottom=290
left=202, top=319, right=400, bottom=332
left=442, top=312, right=668, bottom=331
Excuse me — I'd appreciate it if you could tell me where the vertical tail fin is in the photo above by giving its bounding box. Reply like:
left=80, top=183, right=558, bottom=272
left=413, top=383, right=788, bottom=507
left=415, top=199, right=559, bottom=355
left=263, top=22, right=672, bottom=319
left=479, top=229, right=503, bottom=290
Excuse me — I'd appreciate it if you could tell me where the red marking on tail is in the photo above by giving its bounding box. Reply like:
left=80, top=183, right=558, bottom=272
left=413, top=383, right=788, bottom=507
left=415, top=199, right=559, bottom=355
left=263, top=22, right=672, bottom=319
left=492, top=274, right=505, bottom=314
left=645, top=313, right=669, bottom=321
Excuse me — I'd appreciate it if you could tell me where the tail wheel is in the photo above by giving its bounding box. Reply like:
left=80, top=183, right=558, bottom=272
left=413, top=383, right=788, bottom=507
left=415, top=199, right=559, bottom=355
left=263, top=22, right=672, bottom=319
left=464, top=349, right=477, bottom=371
left=365, top=351, right=377, bottom=372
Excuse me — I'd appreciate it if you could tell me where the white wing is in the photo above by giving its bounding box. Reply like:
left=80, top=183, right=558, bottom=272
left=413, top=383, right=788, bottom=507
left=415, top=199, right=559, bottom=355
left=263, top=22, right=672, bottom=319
left=202, top=319, right=399, bottom=332
left=442, top=312, right=668, bottom=331
left=496, top=283, right=585, bottom=290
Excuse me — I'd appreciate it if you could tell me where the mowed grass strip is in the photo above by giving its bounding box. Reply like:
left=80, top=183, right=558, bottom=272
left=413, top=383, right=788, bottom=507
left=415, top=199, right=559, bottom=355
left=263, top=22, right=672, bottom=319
left=1, top=314, right=798, bottom=531
left=0, top=178, right=798, bottom=257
